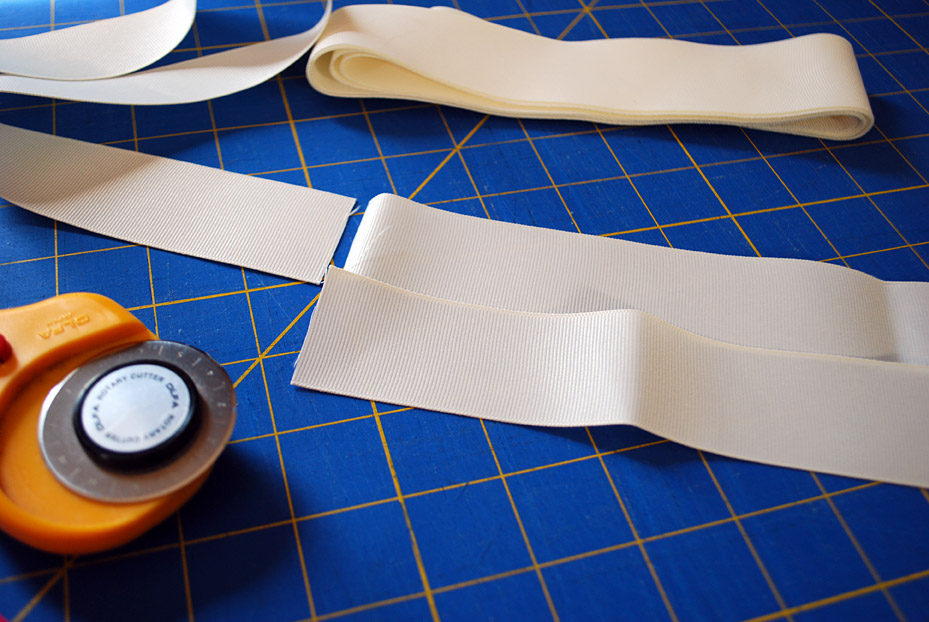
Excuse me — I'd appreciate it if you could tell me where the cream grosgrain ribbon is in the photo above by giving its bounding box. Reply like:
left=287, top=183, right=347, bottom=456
left=0, top=0, right=330, bottom=104
left=0, top=0, right=352, bottom=284
left=335, top=195, right=929, bottom=365
left=292, top=196, right=929, bottom=488
left=0, top=123, right=352, bottom=283
left=307, top=4, right=874, bottom=140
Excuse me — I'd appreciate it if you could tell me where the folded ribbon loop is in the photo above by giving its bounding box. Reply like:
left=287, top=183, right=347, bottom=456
left=308, top=5, right=874, bottom=140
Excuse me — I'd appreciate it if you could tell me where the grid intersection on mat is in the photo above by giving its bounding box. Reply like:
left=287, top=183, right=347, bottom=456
left=2, top=0, right=929, bottom=621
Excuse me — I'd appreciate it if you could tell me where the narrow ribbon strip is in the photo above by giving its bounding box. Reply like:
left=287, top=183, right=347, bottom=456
left=343, top=195, right=929, bottom=365
left=0, top=0, right=330, bottom=104
left=0, top=124, right=354, bottom=284
left=294, top=267, right=929, bottom=488
left=0, top=0, right=194, bottom=81
left=308, top=5, right=874, bottom=140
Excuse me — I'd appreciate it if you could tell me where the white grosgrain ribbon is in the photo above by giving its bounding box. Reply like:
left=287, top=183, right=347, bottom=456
left=292, top=196, right=929, bottom=488
left=308, top=4, right=874, bottom=140
left=0, top=0, right=331, bottom=104
left=339, top=195, right=929, bottom=365
left=0, top=0, right=351, bottom=284
left=0, top=0, right=196, bottom=81
left=0, top=123, right=353, bottom=283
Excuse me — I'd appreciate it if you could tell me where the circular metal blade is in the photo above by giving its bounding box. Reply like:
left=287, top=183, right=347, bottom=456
left=38, top=340, right=236, bottom=503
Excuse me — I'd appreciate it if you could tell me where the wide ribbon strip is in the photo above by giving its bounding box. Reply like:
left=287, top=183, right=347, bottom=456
left=307, top=4, right=874, bottom=140
left=341, top=195, right=929, bottom=365
left=292, top=197, right=929, bottom=488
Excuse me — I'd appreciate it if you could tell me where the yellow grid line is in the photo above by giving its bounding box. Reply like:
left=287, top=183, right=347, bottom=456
left=666, top=125, right=763, bottom=255
left=736, top=129, right=851, bottom=267
left=408, top=115, right=489, bottom=201
left=313, top=590, right=432, bottom=622
left=743, top=567, right=929, bottom=622
left=516, top=119, right=583, bottom=233
left=810, top=473, right=906, bottom=620
left=11, top=569, right=63, bottom=622
left=228, top=412, right=377, bottom=444
left=0, top=568, right=63, bottom=587
left=359, top=99, right=399, bottom=195
left=585, top=430, right=680, bottom=621
left=317, top=561, right=929, bottom=622
left=826, top=159, right=927, bottom=264
left=1, top=474, right=883, bottom=592
left=244, top=272, right=318, bottom=619
left=435, top=108, right=493, bottom=219
left=556, top=0, right=602, bottom=40
left=512, top=0, right=544, bottom=36
left=4, top=476, right=906, bottom=620
left=479, top=420, right=560, bottom=621
left=865, top=0, right=929, bottom=55
left=873, top=123, right=929, bottom=187
left=701, top=451, right=794, bottom=620
left=417, top=169, right=928, bottom=214
left=176, top=515, right=196, bottom=622
left=369, top=402, right=441, bottom=621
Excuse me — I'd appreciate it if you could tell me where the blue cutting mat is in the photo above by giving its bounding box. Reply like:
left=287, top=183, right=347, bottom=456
left=2, top=0, right=929, bottom=620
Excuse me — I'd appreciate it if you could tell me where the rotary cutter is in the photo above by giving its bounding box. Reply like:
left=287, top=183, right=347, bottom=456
left=0, top=294, right=236, bottom=554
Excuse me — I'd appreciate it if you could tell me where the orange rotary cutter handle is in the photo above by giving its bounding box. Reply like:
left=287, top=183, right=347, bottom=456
left=0, top=294, right=234, bottom=554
